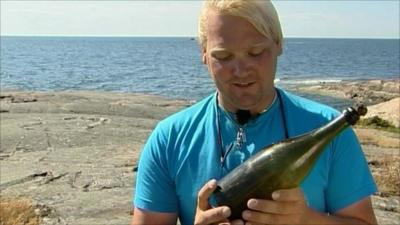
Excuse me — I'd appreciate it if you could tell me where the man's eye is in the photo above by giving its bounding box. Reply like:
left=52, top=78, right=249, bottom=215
left=212, top=52, right=232, bottom=61
left=249, top=49, right=264, bottom=57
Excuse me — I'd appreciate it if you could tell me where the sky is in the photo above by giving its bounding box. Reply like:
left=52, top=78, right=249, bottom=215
left=1, top=0, right=399, bottom=39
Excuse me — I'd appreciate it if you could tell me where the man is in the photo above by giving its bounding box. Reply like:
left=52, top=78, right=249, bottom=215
left=131, top=1, right=378, bottom=224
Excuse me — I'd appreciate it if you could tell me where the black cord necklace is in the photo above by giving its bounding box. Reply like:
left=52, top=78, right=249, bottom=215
left=276, top=89, right=289, bottom=139
left=216, top=88, right=289, bottom=166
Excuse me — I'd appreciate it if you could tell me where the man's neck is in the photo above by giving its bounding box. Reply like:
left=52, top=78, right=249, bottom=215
left=217, top=89, right=277, bottom=117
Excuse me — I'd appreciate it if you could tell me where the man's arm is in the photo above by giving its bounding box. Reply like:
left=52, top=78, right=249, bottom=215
left=331, top=196, right=377, bottom=225
left=242, top=188, right=377, bottom=225
left=131, top=207, right=178, bottom=225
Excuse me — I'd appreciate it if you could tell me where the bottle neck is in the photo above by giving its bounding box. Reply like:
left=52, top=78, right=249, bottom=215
left=313, top=114, right=349, bottom=142
left=288, top=113, right=350, bottom=176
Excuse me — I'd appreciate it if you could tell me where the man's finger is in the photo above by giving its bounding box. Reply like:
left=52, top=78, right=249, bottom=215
left=247, top=198, right=298, bottom=215
left=230, top=219, right=244, bottom=225
left=198, top=206, right=231, bottom=225
left=272, top=187, right=305, bottom=202
left=197, top=179, right=218, bottom=209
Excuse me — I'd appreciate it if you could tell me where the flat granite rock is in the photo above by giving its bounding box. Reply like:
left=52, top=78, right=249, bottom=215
left=1, top=90, right=399, bottom=225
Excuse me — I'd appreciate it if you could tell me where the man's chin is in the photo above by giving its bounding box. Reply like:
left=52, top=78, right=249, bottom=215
left=232, top=100, right=258, bottom=111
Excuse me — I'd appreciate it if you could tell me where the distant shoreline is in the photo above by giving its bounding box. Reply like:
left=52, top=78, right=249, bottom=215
left=2, top=78, right=398, bottom=102
left=283, top=79, right=399, bottom=103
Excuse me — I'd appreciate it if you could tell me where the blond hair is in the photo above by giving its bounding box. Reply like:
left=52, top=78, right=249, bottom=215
left=198, top=0, right=283, bottom=50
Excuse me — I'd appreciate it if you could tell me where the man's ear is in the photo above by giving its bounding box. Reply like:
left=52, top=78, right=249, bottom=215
left=201, top=49, right=207, bottom=64
left=277, top=42, right=283, bottom=56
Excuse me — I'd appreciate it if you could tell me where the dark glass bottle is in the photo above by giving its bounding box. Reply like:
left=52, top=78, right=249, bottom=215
left=211, top=106, right=367, bottom=220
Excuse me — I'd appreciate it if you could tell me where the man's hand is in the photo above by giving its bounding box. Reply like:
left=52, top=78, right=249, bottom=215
left=194, top=179, right=243, bottom=225
left=242, top=188, right=314, bottom=224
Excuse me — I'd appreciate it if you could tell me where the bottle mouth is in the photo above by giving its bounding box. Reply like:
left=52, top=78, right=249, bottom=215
left=356, top=105, right=368, bottom=116
left=344, top=105, right=367, bottom=125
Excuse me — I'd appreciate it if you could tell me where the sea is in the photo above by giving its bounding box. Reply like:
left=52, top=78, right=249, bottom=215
left=1, top=36, right=399, bottom=110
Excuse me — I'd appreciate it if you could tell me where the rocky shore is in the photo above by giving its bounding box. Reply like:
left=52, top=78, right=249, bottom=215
left=0, top=91, right=191, bottom=225
left=287, top=79, right=400, bottom=127
left=288, top=79, right=399, bottom=105
left=1, top=80, right=399, bottom=225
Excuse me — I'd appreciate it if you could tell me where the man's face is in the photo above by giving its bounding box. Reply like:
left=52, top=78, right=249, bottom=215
left=202, top=10, right=281, bottom=113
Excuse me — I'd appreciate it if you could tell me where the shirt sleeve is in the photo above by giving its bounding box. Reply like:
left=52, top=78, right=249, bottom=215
left=325, top=128, right=377, bottom=213
left=133, top=123, right=178, bottom=213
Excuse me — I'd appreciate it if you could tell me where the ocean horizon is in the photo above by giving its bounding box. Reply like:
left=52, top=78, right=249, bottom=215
left=2, top=35, right=399, bottom=39
left=1, top=36, right=399, bottom=109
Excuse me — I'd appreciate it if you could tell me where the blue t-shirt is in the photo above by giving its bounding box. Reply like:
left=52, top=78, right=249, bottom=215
left=133, top=89, right=377, bottom=225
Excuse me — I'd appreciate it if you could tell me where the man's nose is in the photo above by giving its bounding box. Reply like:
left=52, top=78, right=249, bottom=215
left=232, top=58, right=250, bottom=77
